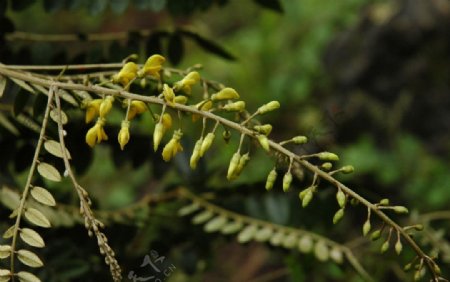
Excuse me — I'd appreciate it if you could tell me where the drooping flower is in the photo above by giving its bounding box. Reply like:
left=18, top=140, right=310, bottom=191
left=162, top=130, right=183, bottom=162
left=138, top=54, right=165, bottom=79
left=99, top=96, right=115, bottom=118
left=173, top=71, right=200, bottom=95
left=113, top=62, right=138, bottom=87
left=84, top=99, right=102, bottom=123
left=86, top=118, right=108, bottom=147
left=127, top=100, right=147, bottom=120
left=118, top=120, right=130, bottom=150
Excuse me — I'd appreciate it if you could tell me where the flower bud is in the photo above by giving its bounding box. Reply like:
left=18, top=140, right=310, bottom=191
left=292, top=136, right=308, bottom=144
left=85, top=99, right=102, bottom=123
left=193, top=100, right=213, bottom=122
left=162, top=84, right=175, bottom=105
left=282, top=171, right=292, bottom=192
left=302, top=190, right=313, bottom=207
left=393, top=206, right=409, bottom=214
left=99, top=96, right=114, bottom=118
left=162, top=130, right=183, bottom=162
left=380, top=241, right=390, bottom=253
left=363, top=219, right=371, bottom=236
left=174, top=95, right=188, bottom=104
left=371, top=230, right=382, bottom=241
left=257, top=134, right=270, bottom=152
left=113, top=62, right=138, bottom=86
left=211, top=87, right=240, bottom=101
left=227, top=152, right=241, bottom=180
left=395, top=239, right=402, bottom=255
left=200, top=133, right=215, bottom=157
left=173, top=71, right=200, bottom=94
left=233, top=153, right=250, bottom=178
left=257, top=101, right=280, bottom=114
left=127, top=100, right=147, bottom=120
left=190, top=138, right=203, bottom=169
left=118, top=120, right=130, bottom=150
left=138, top=54, right=165, bottom=78
left=341, top=165, right=354, bottom=174
left=222, top=101, right=246, bottom=112
left=333, top=208, right=345, bottom=224
left=321, top=162, right=332, bottom=170
left=161, top=113, right=172, bottom=132
left=379, top=198, right=390, bottom=206
left=254, top=124, right=272, bottom=136
left=265, top=169, right=277, bottom=191
left=317, top=152, right=339, bottom=161
left=336, top=190, right=346, bottom=208
left=153, top=123, right=164, bottom=152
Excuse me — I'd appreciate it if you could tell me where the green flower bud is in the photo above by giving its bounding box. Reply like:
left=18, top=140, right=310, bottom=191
left=257, top=101, right=280, bottom=114
left=317, top=152, right=339, bottom=161
left=174, top=95, right=188, bottom=104
left=292, top=136, right=308, bottom=144
left=211, top=87, right=240, bottom=101
left=153, top=123, right=164, bottom=152
left=341, top=165, right=354, bottom=174
left=227, top=152, right=241, bottom=180
left=333, top=208, right=345, bottom=224
left=302, top=190, right=313, bottom=208
left=393, top=206, right=409, bottom=214
left=379, top=198, right=390, bottom=206
left=222, top=130, right=231, bottom=144
left=222, top=101, right=246, bottom=112
left=380, top=241, right=390, bottom=253
left=433, top=264, right=441, bottom=275
left=413, top=224, right=424, bottom=231
left=395, top=239, right=403, bottom=255
left=233, top=153, right=250, bottom=179
left=265, top=169, right=277, bottom=191
left=257, top=134, right=270, bottom=151
left=282, top=171, right=292, bottom=192
left=190, top=138, right=203, bottom=169
left=321, top=162, right=333, bottom=170
left=404, top=263, right=412, bottom=272
left=371, top=230, right=382, bottom=241
left=254, top=124, right=272, bottom=136
left=363, top=219, right=371, bottom=236
left=200, top=133, right=215, bottom=157
left=350, top=198, right=360, bottom=206
left=336, top=189, right=346, bottom=208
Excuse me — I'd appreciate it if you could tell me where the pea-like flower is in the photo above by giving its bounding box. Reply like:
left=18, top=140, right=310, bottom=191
left=113, top=62, right=138, bottom=87
left=84, top=99, right=102, bottom=123
left=127, top=100, right=147, bottom=120
left=99, top=96, right=115, bottom=118
left=211, top=87, right=239, bottom=101
left=162, top=84, right=175, bottom=105
left=118, top=120, right=130, bottom=150
left=173, top=71, right=200, bottom=95
left=162, top=130, right=183, bottom=162
left=85, top=118, right=108, bottom=148
left=138, top=54, right=165, bottom=79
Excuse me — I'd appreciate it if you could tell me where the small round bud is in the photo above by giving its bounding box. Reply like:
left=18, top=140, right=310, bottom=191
left=265, top=169, right=277, bottom=191
left=379, top=198, right=390, bottom=206
left=336, top=190, right=346, bottom=208
left=174, top=95, right=188, bottom=104
left=292, top=136, right=308, bottom=144
left=282, top=171, right=292, bottom=192
left=393, top=206, right=409, bottom=214
left=395, top=239, right=403, bottom=255
left=321, top=162, right=332, bottom=170
left=317, top=152, right=339, bottom=161
left=404, top=263, right=412, bottom=272
left=380, top=241, right=390, bottom=253
left=257, top=101, right=280, bottom=114
left=222, top=130, right=231, bottom=144
left=340, top=165, right=354, bottom=174
left=371, top=230, right=382, bottom=241
left=302, top=190, right=314, bottom=208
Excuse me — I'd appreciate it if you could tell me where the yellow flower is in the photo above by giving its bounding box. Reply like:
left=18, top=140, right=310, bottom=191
left=192, top=100, right=213, bottom=122
left=118, top=120, right=130, bottom=150
left=138, top=54, right=165, bottom=79
left=113, top=62, right=138, bottom=87
left=173, top=71, right=200, bottom=95
left=153, top=113, right=172, bottom=152
left=84, top=99, right=102, bottom=123
left=127, top=100, right=147, bottom=120
left=211, top=87, right=239, bottom=101
left=161, top=113, right=172, bottom=131
left=162, top=84, right=175, bottom=106
left=85, top=118, right=108, bottom=148
left=99, top=96, right=115, bottom=118
left=162, top=130, right=183, bottom=162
